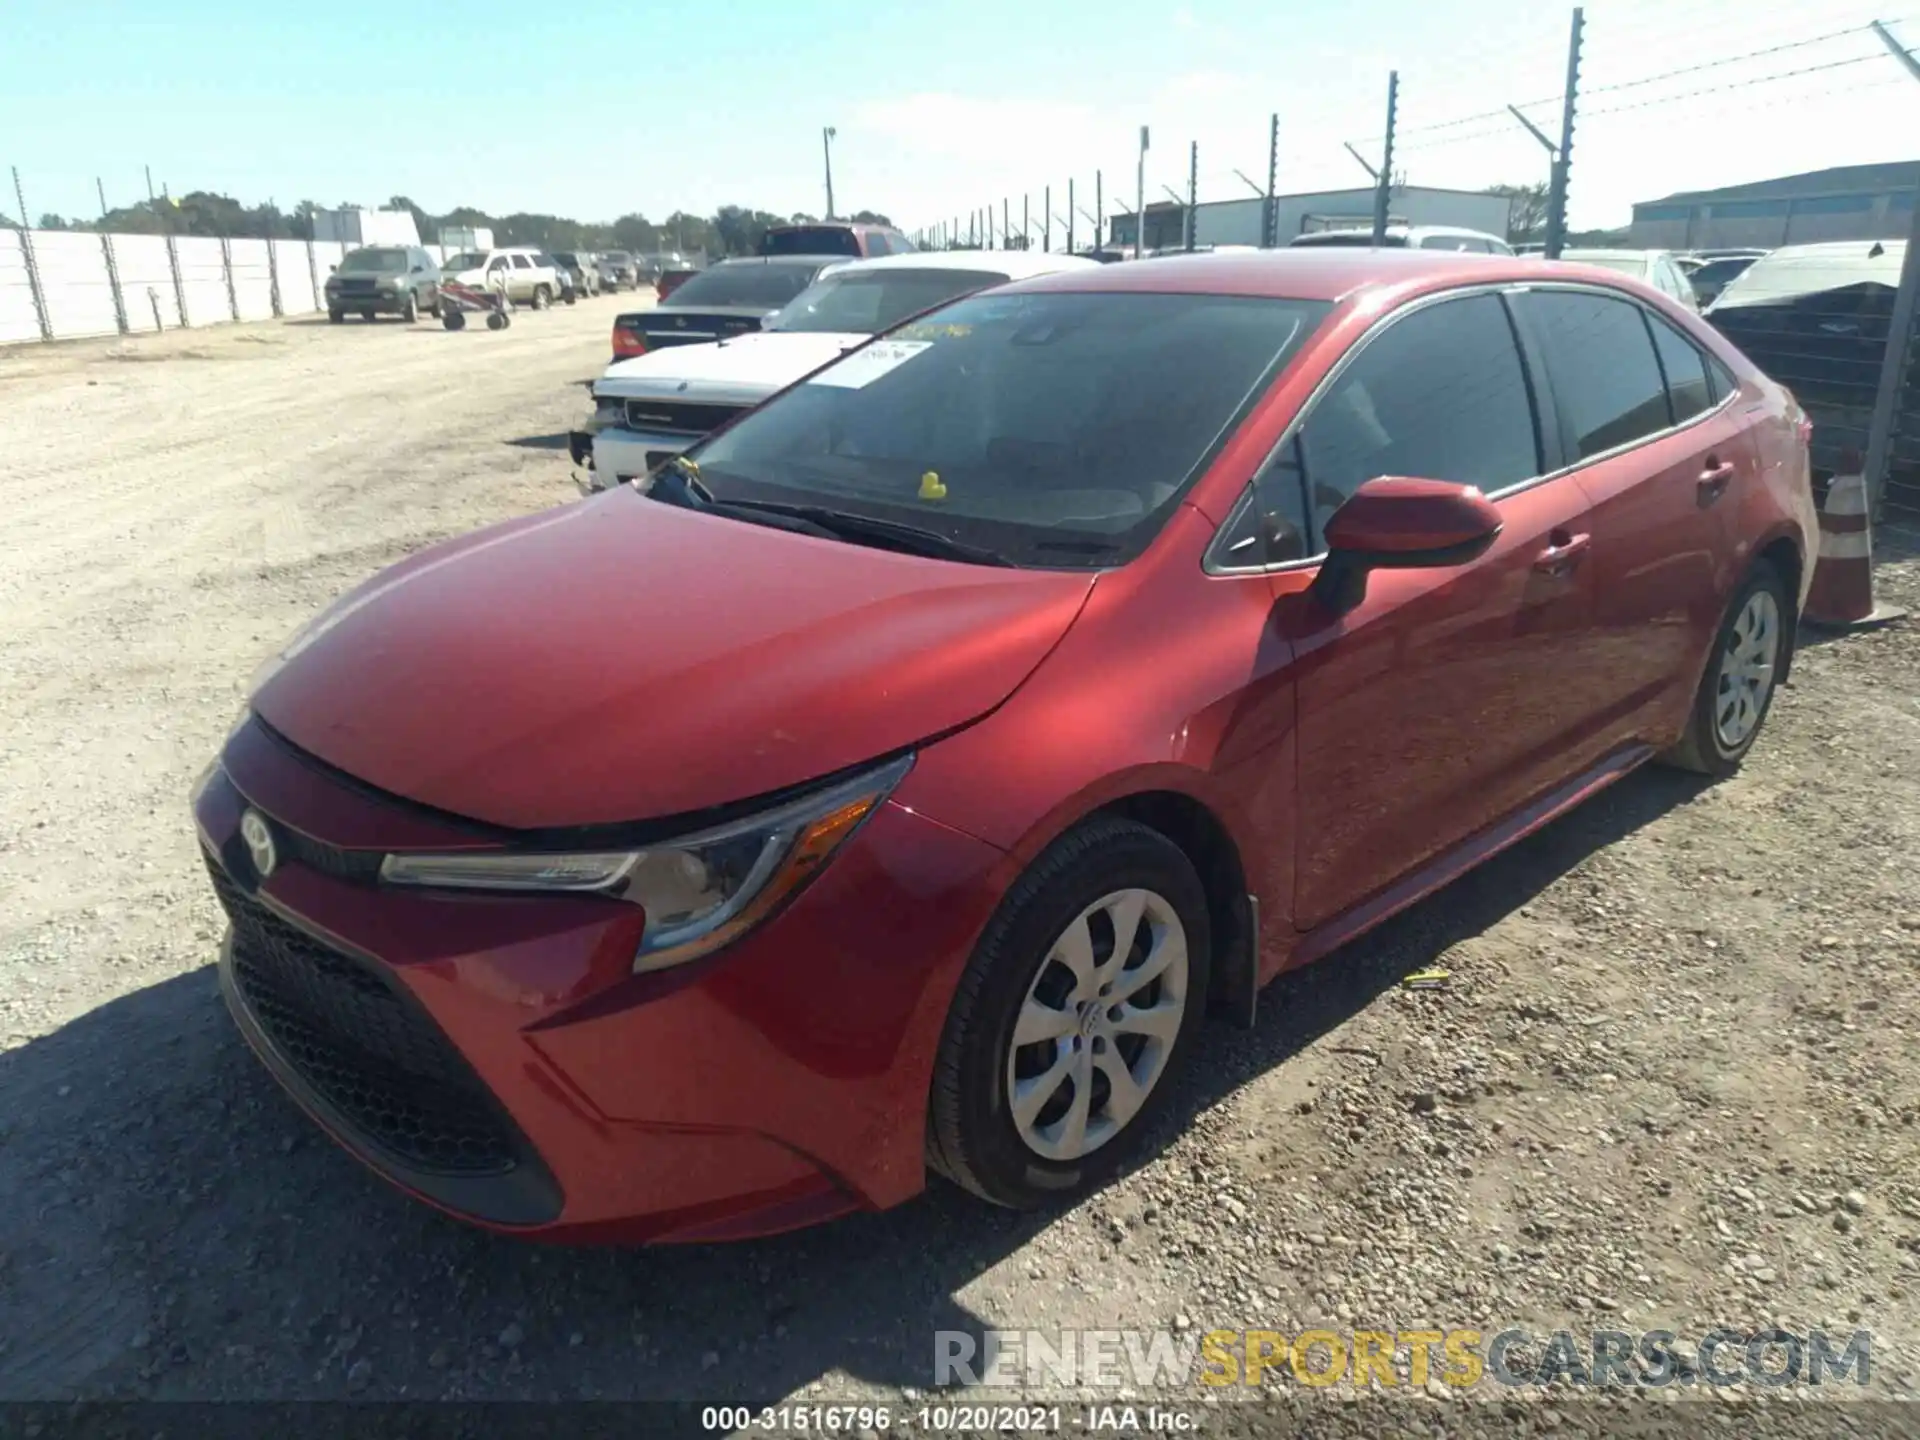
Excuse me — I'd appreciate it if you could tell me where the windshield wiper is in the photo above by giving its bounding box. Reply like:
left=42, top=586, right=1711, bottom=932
left=643, top=458, right=842, bottom=541
left=713, top=499, right=1016, bottom=567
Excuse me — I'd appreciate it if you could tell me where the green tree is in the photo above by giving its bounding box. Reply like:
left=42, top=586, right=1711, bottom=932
left=850, top=209, right=893, bottom=226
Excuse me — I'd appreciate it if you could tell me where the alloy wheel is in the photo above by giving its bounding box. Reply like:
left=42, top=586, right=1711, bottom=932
left=1005, top=888, right=1189, bottom=1162
left=1714, top=587, right=1780, bottom=749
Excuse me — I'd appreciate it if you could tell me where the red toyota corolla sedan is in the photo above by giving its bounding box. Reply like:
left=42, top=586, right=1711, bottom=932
left=194, top=249, right=1815, bottom=1243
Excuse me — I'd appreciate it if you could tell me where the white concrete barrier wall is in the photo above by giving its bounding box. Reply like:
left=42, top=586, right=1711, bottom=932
left=0, top=229, right=453, bottom=345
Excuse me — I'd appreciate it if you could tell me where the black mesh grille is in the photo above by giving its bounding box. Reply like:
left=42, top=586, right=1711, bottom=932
left=623, top=399, right=746, bottom=434
left=207, top=859, right=519, bottom=1177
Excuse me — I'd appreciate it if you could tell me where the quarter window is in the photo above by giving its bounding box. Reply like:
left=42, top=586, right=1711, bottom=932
left=1517, top=290, right=1672, bottom=461
left=1293, top=293, right=1540, bottom=543
left=1647, top=313, right=1715, bottom=423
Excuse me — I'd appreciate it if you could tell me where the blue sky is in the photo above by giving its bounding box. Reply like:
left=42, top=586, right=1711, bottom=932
left=4, top=0, right=1917, bottom=236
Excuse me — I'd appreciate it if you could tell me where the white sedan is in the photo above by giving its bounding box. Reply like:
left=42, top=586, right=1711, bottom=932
left=575, top=250, right=1097, bottom=492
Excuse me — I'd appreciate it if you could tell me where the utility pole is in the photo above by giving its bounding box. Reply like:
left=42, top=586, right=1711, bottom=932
left=1068, top=179, right=1075, bottom=254
left=1264, top=112, right=1279, bottom=248
left=1544, top=7, right=1584, bottom=259
left=11, top=167, right=51, bottom=341
left=1045, top=184, right=1052, bottom=252
left=1186, top=140, right=1198, bottom=252
left=1871, top=19, right=1920, bottom=81
left=1023, top=193, right=1030, bottom=250
left=1096, top=170, right=1104, bottom=251
left=1372, top=72, right=1398, bottom=245
left=1003, top=197, right=1010, bottom=250
left=822, top=127, right=837, bottom=220
left=1135, top=126, right=1150, bottom=259
left=97, top=176, right=129, bottom=335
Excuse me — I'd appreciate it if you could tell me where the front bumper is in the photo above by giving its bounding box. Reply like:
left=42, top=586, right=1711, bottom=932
left=194, top=718, right=1005, bottom=1243
left=326, top=289, right=411, bottom=313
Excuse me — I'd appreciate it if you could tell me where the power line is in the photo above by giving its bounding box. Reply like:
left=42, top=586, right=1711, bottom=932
left=1365, top=17, right=1905, bottom=145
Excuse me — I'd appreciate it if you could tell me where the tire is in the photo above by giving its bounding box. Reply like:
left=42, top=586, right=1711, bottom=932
left=487, top=311, right=508, bottom=331
left=444, top=309, right=466, bottom=331
left=927, top=816, right=1212, bottom=1209
left=1659, top=558, right=1792, bottom=778
left=531, top=285, right=551, bottom=311
left=401, top=292, right=419, bottom=323
left=327, top=309, right=344, bottom=324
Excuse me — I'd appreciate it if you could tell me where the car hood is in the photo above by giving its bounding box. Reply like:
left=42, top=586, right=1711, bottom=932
left=251, top=490, right=1094, bottom=830
left=595, top=330, right=868, bottom=403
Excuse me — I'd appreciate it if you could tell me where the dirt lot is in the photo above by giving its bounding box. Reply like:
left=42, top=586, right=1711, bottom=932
left=1, top=306, right=1917, bottom=1434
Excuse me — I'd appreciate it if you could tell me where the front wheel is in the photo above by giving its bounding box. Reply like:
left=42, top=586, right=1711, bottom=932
left=327, top=309, right=344, bottom=324
left=531, top=285, right=551, bottom=311
left=928, top=817, right=1212, bottom=1209
left=443, top=308, right=466, bottom=331
left=1659, top=558, right=1791, bottom=777
left=401, top=292, right=419, bottom=323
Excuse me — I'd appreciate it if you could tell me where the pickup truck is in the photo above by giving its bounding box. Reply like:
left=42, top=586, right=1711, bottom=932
left=570, top=250, right=1097, bottom=488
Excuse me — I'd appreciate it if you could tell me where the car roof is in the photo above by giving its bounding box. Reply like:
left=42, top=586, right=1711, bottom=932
left=990, top=246, right=1648, bottom=303
left=1559, top=247, right=1663, bottom=258
left=1299, top=224, right=1499, bottom=240
left=706, top=255, right=845, bottom=270
left=821, top=249, right=1100, bottom=279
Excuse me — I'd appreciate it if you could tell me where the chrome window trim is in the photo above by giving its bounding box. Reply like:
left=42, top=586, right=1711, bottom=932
left=1205, top=279, right=1740, bottom=578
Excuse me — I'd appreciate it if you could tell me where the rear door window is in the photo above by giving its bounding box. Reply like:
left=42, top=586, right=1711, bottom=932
left=510, top=254, right=532, bottom=269
left=1291, top=292, right=1541, bottom=543
left=1516, top=290, right=1673, bottom=461
left=1646, top=313, right=1716, bottom=422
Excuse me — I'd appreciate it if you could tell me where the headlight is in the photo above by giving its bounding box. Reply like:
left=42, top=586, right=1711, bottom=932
left=379, top=755, right=912, bottom=973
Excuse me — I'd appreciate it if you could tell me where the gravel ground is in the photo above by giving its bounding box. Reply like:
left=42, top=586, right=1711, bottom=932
left=1, top=309, right=1917, bottom=1436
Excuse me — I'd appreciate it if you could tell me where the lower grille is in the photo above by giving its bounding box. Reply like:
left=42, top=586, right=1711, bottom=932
left=623, top=398, right=746, bottom=434
left=207, top=859, right=518, bottom=1177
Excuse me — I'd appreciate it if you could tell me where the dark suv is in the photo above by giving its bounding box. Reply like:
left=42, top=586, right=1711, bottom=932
left=325, top=245, right=442, bottom=323
left=757, top=222, right=914, bottom=259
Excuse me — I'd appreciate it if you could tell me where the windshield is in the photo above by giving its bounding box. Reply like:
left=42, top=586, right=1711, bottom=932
left=603, top=251, right=632, bottom=263
left=339, top=248, right=409, bottom=274
left=761, top=226, right=863, bottom=257
left=770, top=268, right=1005, bottom=335
left=684, top=291, right=1330, bottom=569
left=665, top=263, right=822, bottom=309
left=444, top=251, right=488, bottom=271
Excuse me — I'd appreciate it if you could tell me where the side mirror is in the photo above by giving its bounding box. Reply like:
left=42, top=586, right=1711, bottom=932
left=1311, top=476, right=1503, bottom=614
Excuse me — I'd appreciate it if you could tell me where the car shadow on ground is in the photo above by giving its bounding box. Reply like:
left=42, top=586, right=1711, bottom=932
left=0, top=765, right=1706, bottom=1403
left=503, top=434, right=572, bottom=451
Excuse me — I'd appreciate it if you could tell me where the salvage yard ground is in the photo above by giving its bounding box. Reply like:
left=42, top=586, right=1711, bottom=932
left=1, top=308, right=1918, bottom=1432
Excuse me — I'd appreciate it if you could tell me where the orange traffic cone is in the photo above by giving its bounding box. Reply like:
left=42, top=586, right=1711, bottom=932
left=1802, top=472, right=1907, bottom=631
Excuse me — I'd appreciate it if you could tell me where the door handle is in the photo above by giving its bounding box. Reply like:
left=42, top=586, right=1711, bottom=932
left=1698, top=458, right=1736, bottom=502
left=1532, top=531, right=1590, bottom=575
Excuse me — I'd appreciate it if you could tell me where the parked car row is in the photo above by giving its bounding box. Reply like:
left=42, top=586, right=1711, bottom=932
left=207, top=239, right=1817, bottom=1246
left=323, top=244, right=665, bottom=324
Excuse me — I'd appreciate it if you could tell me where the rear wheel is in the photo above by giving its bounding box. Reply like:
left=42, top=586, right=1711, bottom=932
left=1660, top=559, right=1790, bottom=777
left=486, top=311, right=509, bottom=331
left=928, top=817, right=1211, bottom=1209
left=401, top=292, right=419, bottom=323
left=531, top=285, right=552, bottom=311
left=443, top=308, right=466, bottom=331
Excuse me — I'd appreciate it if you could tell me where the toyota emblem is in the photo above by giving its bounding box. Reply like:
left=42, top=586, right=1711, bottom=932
left=240, top=809, right=278, bottom=880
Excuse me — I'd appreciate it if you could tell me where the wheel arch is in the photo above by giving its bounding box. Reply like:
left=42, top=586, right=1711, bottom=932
left=1753, top=528, right=1804, bottom=686
left=1094, top=790, right=1258, bottom=1026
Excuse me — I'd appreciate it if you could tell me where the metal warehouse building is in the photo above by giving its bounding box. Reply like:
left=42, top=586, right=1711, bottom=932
left=1107, top=185, right=1513, bottom=250
left=1630, top=161, right=1919, bottom=250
